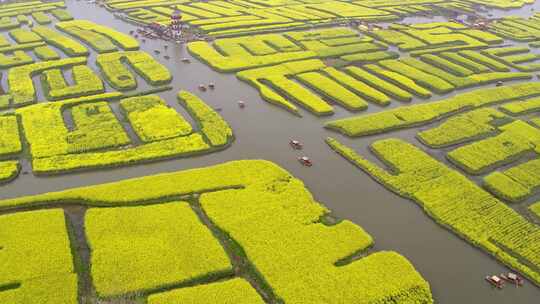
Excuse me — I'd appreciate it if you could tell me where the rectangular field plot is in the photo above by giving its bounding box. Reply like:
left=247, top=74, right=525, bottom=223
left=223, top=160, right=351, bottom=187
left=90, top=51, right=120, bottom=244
left=0, top=209, right=77, bottom=303
left=0, top=160, right=434, bottom=303
left=86, top=202, right=232, bottom=297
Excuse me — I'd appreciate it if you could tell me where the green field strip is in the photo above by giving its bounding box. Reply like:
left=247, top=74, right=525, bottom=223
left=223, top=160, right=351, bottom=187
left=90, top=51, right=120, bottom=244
left=9, top=56, right=88, bottom=106
left=34, top=46, right=60, bottom=61
left=8, top=28, right=42, bottom=44
left=340, top=50, right=399, bottom=63
left=67, top=102, right=131, bottom=154
left=148, top=278, right=265, bottom=304
left=0, top=115, right=22, bottom=157
left=96, top=51, right=172, bottom=90
left=531, top=201, right=540, bottom=219
left=0, top=50, right=33, bottom=69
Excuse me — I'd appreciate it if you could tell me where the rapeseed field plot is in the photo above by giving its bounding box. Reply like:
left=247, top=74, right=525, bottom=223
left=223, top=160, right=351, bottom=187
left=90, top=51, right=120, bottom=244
left=96, top=51, right=171, bottom=90
left=0, top=160, right=433, bottom=303
left=148, top=278, right=265, bottom=304
left=0, top=209, right=78, bottom=303
left=120, top=94, right=193, bottom=142
left=532, top=201, right=540, bottom=218
left=42, top=66, right=104, bottom=100
left=326, top=137, right=540, bottom=286
left=13, top=90, right=231, bottom=174
left=189, top=22, right=534, bottom=117
left=325, top=82, right=540, bottom=136
left=0, top=160, right=19, bottom=183
left=1, top=0, right=540, bottom=302
left=105, top=0, right=533, bottom=37
left=447, top=120, right=540, bottom=174
left=0, top=11, right=235, bottom=184
left=106, top=0, right=396, bottom=36
left=86, top=202, right=232, bottom=297
left=484, top=159, right=540, bottom=202
left=417, top=108, right=512, bottom=148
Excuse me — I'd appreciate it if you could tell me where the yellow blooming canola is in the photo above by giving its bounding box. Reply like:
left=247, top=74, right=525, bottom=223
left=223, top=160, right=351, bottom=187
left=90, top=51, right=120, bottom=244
left=148, top=278, right=265, bottom=304
left=0, top=160, right=433, bottom=303
left=56, top=19, right=139, bottom=53
left=96, top=51, right=172, bottom=90
left=16, top=90, right=232, bottom=174
left=189, top=23, right=532, bottom=117
left=326, top=137, right=540, bottom=286
left=104, top=0, right=532, bottom=37
left=447, top=120, right=540, bottom=174
left=531, top=201, right=540, bottom=219
left=42, top=65, right=104, bottom=100
left=484, top=158, right=540, bottom=203
left=417, top=108, right=511, bottom=148
left=326, top=82, right=540, bottom=136
left=120, top=94, right=193, bottom=142
left=86, top=202, right=232, bottom=297
left=0, top=209, right=78, bottom=303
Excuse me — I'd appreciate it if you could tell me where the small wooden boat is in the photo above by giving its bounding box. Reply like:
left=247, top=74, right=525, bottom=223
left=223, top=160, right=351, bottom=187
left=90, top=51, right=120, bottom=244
left=298, top=156, right=313, bottom=167
left=500, top=273, right=524, bottom=286
left=290, top=140, right=303, bottom=150
left=485, top=275, right=504, bottom=289
left=181, top=58, right=191, bottom=63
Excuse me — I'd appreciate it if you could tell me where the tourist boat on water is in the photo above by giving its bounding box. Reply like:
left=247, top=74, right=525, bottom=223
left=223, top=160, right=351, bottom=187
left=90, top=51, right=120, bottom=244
left=485, top=275, right=504, bottom=289
left=290, top=140, right=303, bottom=150
left=500, top=273, right=524, bottom=286
left=298, top=156, right=313, bottom=167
